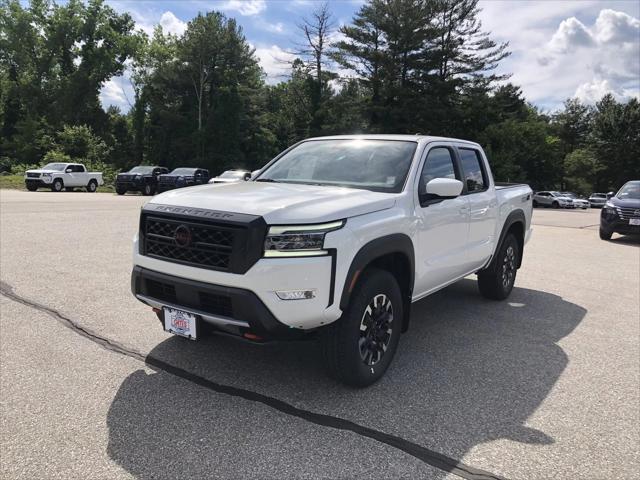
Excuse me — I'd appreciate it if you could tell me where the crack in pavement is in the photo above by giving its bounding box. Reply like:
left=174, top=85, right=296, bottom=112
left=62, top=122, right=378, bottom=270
left=0, top=281, right=506, bottom=480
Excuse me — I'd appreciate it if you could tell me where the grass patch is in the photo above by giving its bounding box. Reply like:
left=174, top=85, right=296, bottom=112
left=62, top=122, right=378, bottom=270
left=0, top=174, right=114, bottom=193
left=0, top=175, right=26, bottom=190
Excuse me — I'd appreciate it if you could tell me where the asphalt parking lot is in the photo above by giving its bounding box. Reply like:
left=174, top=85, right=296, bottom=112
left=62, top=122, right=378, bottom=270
left=1, top=189, right=638, bottom=480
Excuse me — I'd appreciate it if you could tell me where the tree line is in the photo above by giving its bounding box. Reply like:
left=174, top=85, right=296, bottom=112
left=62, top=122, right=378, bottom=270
left=1, top=0, right=638, bottom=193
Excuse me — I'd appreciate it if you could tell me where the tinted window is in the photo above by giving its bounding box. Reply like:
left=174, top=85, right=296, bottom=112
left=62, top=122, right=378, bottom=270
left=458, top=149, right=486, bottom=192
left=70, top=165, right=84, bottom=172
left=419, top=147, right=457, bottom=192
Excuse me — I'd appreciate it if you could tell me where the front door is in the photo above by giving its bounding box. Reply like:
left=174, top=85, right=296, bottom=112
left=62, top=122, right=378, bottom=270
left=413, top=145, right=470, bottom=298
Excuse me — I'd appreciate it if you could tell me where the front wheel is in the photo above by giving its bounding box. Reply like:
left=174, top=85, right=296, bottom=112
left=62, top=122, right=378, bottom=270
left=26, top=184, right=37, bottom=192
left=478, top=234, right=519, bottom=300
left=599, top=228, right=612, bottom=240
left=51, top=179, right=63, bottom=192
left=552, top=201, right=559, bottom=209
left=532, top=200, right=538, bottom=208
left=86, top=180, right=97, bottom=192
left=322, top=268, right=402, bottom=387
left=142, top=184, right=154, bottom=196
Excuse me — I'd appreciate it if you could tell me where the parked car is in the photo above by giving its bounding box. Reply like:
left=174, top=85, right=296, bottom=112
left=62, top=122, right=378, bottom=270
left=533, top=191, right=574, bottom=208
left=157, top=168, right=210, bottom=192
left=24, top=162, right=104, bottom=192
left=208, top=169, right=252, bottom=184
left=560, top=192, right=589, bottom=209
left=599, top=180, right=640, bottom=240
left=131, top=135, right=533, bottom=386
left=589, top=192, right=608, bottom=208
left=116, top=166, right=169, bottom=196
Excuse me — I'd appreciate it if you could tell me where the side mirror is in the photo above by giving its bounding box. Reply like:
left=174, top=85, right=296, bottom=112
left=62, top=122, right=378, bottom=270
left=423, top=178, right=464, bottom=202
left=250, top=169, right=260, bottom=180
left=244, top=173, right=251, bottom=181
left=606, top=191, right=614, bottom=199
left=65, top=168, right=72, bottom=173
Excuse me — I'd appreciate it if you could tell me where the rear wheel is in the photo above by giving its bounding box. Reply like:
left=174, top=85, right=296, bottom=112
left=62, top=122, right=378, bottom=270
left=322, top=268, right=402, bottom=387
left=478, top=234, right=519, bottom=300
left=86, top=180, right=97, bottom=192
left=142, top=184, right=153, bottom=196
left=599, top=228, right=612, bottom=240
left=51, top=179, right=63, bottom=192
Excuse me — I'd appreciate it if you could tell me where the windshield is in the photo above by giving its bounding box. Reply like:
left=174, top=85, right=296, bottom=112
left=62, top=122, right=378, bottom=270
left=170, top=168, right=197, bottom=175
left=616, top=181, right=640, bottom=200
left=257, top=139, right=417, bottom=193
left=550, top=191, right=565, bottom=197
left=129, top=166, right=154, bottom=174
left=219, top=171, right=246, bottom=179
left=41, top=163, right=67, bottom=171
left=561, top=192, right=577, bottom=198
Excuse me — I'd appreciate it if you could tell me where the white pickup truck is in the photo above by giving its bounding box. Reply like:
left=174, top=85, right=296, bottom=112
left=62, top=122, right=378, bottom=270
left=25, top=162, right=104, bottom=192
left=131, top=135, right=532, bottom=386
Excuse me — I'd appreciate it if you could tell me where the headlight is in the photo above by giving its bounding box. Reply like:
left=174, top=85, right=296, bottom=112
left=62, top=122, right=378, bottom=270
left=264, top=220, right=344, bottom=257
left=604, top=201, right=617, bottom=214
left=42, top=173, right=51, bottom=178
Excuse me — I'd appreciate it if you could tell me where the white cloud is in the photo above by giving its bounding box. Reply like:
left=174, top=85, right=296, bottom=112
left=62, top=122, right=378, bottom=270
left=220, top=0, right=266, bottom=16
left=159, top=11, right=187, bottom=36
left=254, top=45, right=295, bottom=83
left=478, top=2, right=639, bottom=109
left=100, top=75, right=134, bottom=112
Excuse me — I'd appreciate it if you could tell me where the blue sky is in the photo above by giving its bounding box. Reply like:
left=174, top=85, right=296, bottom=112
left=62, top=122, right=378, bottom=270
left=100, top=0, right=640, bottom=113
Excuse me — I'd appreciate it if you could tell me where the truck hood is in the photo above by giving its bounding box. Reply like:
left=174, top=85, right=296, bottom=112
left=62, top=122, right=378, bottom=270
left=148, top=181, right=397, bottom=224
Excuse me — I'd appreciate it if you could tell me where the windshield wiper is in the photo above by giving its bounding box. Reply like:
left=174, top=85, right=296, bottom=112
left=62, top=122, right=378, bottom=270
left=255, top=178, right=279, bottom=183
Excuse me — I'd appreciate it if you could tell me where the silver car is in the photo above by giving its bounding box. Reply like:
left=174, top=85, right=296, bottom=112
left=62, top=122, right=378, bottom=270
left=561, top=192, right=589, bottom=209
left=533, top=191, right=574, bottom=208
left=589, top=193, right=608, bottom=208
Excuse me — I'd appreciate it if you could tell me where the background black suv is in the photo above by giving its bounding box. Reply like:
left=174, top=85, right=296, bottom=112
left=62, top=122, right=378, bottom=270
left=600, top=180, right=640, bottom=240
left=116, top=166, right=168, bottom=196
left=157, top=168, right=210, bottom=192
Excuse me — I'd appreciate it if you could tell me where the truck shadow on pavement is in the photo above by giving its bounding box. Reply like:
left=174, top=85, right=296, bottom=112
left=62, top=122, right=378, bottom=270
left=106, top=279, right=586, bottom=479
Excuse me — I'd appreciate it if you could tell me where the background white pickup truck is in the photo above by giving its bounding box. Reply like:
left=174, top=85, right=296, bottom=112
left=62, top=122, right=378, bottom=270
left=25, top=162, right=104, bottom=192
left=131, top=135, right=533, bottom=386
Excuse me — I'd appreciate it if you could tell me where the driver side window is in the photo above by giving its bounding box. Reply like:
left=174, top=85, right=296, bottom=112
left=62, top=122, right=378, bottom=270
left=419, top=147, right=457, bottom=193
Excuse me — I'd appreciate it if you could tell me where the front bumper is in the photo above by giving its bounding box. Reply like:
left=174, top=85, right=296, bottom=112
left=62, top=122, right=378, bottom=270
left=25, top=178, right=52, bottom=188
left=116, top=180, right=143, bottom=191
left=132, top=234, right=342, bottom=333
left=601, top=211, right=640, bottom=235
left=132, top=266, right=311, bottom=340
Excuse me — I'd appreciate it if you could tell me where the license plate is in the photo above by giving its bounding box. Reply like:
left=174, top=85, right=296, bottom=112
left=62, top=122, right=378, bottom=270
left=163, top=307, right=197, bottom=340
left=630, top=218, right=640, bottom=226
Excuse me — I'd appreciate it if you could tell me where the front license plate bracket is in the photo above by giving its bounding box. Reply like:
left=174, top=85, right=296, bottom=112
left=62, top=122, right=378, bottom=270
left=163, top=307, right=198, bottom=340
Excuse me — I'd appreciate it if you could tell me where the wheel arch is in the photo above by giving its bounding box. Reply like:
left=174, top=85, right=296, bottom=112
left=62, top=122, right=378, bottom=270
left=339, top=234, right=414, bottom=332
left=489, top=209, right=526, bottom=270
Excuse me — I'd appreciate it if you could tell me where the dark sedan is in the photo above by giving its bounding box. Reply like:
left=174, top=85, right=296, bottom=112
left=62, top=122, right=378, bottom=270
left=600, top=180, right=640, bottom=240
left=157, top=168, right=210, bottom=193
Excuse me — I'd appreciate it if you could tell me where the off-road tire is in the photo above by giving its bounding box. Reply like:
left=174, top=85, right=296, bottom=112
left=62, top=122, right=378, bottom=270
left=478, top=233, right=519, bottom=300
left=322, top=268, right=403, bottom=387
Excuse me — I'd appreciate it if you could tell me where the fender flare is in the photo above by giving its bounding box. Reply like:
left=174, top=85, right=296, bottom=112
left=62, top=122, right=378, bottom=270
left=485, top=209, right=526, bottom=271
left=339, top=233, right=415, bottom=310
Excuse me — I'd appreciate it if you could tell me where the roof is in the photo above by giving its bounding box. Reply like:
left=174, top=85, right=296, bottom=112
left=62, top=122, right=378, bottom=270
left=304, top=134, right=480, bottom=146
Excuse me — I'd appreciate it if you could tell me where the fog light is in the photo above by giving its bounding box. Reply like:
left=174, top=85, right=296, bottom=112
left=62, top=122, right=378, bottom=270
left=275, top=289, right=316, bottom=300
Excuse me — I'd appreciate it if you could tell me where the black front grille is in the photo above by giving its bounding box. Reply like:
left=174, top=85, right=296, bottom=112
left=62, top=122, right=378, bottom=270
left=27, top=172, right=40, bottom=178
left=143, top=216, right=236, bottom=270
left=617, top=207, right=640, bottom=219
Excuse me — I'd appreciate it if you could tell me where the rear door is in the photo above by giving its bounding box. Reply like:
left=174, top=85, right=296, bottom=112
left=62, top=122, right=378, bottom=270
left=456, top=147, right=498, bottom=270
left=413, top=144, right=470, bottom=297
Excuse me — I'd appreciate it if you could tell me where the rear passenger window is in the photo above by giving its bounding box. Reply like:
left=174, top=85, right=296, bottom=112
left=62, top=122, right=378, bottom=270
left=458, top=149, right=487, bottom=192
left=419, top=147, right=457, bottom=192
